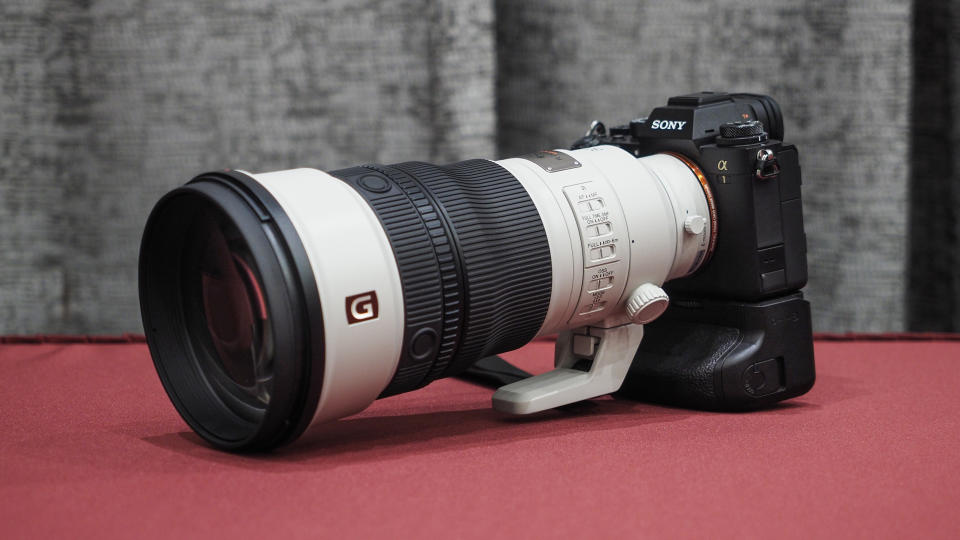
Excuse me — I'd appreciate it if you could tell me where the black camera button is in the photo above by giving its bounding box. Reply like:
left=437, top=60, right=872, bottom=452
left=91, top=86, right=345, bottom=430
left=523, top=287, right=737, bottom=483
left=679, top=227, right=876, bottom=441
left=761, top=269, right=786, bottom=292
left=745, top=366, right=766, bottom=393
left=743, top=358, right=785, bottom=397
left=758, top=245, right=786, bottom=274
left=409, top=328, right=438, bottom=361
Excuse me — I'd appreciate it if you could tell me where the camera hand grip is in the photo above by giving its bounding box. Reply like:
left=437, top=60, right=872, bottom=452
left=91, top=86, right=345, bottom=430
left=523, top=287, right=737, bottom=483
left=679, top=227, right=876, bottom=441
left=618, top=293, right=815, bottom=410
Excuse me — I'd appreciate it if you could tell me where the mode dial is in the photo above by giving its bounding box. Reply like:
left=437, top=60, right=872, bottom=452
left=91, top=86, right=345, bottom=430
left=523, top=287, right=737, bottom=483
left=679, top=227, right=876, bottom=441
left=716, top=120, right=768, bottom=147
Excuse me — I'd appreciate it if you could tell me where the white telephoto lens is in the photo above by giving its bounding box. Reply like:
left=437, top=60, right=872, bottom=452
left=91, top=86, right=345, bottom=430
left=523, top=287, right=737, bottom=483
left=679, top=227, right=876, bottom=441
left=139, top=145, right=715, bottom=450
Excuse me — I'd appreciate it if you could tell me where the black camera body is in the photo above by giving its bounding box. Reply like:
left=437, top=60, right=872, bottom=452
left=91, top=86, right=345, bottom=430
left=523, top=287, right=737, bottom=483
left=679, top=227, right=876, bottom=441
left=575, top=92, right=815, bottom=410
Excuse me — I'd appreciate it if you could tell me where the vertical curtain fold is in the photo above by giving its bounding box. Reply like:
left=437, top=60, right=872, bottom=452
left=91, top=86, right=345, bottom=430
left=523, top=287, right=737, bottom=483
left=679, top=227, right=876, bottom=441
left=909, top=0, right=960, bottom=331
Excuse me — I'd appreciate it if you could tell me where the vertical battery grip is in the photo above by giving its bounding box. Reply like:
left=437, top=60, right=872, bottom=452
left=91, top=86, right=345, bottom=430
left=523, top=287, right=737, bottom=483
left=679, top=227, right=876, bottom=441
left=617, top=292, right=815, bottom=410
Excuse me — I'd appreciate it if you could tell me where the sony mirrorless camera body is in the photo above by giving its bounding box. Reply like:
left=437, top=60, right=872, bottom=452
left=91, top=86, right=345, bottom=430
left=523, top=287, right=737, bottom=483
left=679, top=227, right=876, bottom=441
left=567, top=92, right=815, bottom=409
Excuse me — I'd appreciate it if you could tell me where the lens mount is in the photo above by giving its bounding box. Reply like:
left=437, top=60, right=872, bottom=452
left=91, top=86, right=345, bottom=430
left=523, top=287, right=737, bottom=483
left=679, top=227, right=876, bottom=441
left=139, top=171, right=324, bottom=451
left=662, top=152, right=719, bottom=269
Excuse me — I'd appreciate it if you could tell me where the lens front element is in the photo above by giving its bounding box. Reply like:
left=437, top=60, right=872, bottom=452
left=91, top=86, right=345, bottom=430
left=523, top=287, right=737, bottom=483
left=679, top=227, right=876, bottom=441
left=190, top=209, right=274, bottom=408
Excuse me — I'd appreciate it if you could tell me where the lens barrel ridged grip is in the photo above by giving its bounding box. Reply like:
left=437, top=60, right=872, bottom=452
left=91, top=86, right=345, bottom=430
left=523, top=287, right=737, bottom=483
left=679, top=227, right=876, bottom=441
left=331, top=166, right=462, bottom=396
left=391, top=160, right=552, bottom=377
left=334, top=159, right=552, bottom=395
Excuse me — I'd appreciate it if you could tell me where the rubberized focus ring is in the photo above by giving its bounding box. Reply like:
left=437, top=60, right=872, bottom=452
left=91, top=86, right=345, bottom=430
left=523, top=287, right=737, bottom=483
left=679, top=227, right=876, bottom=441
left=333, top=159, right=552, bottom=396
left=332, top=165, right=463, bottom=396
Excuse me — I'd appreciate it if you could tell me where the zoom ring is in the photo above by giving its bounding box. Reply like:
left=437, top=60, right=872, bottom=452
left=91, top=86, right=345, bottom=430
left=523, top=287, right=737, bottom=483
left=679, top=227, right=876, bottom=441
left=331, top=165, right=463, bottom=397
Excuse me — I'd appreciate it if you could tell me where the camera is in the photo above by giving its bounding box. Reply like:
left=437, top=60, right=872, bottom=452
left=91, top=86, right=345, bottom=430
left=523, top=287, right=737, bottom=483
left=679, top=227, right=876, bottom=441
left=568, top=92, right=815, bottom=410
left=139, top=91, right=814, bottom=451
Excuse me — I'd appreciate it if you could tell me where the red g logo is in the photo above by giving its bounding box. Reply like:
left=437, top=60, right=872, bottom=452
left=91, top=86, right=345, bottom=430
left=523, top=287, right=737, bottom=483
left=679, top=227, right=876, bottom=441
left=345, top=291, right=379, bottom=324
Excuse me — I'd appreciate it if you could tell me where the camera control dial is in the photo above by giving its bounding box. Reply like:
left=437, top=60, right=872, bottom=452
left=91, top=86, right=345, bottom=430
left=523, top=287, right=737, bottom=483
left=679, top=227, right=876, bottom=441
left=716, top=120, right=768, bottom=147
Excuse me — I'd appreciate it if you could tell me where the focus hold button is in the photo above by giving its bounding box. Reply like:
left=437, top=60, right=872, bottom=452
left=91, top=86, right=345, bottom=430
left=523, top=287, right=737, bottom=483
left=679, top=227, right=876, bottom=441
left=409, top=328, right=438, bottom=361
left=358, top=174, right=391, bottom=193
left=625, top=283, right=669, bottom=324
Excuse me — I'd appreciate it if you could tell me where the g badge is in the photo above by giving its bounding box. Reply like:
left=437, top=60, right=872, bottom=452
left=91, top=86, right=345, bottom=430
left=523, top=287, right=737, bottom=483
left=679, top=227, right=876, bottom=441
left=345, top=291, right=379, bottom=324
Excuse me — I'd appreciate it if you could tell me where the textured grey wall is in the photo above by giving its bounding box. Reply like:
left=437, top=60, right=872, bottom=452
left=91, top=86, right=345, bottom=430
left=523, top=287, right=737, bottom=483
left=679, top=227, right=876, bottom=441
left=0, top=0, right=949, bottom=334
left=1, top=0, right=495, bottom=334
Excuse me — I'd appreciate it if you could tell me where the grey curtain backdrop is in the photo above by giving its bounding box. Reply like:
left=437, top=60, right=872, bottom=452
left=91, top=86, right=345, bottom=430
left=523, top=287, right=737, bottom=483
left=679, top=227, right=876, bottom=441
left=0, top=0, right=953, bottom=334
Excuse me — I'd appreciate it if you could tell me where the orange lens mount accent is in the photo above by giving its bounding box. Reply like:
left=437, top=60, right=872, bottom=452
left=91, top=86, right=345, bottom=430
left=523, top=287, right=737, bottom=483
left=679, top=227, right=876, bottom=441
left=662, top=152, right=719, bottom=268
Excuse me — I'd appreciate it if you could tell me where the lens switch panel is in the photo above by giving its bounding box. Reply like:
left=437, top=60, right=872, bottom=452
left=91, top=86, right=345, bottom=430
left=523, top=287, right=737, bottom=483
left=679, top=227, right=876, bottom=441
left=563, top=181, right=629, bottom=325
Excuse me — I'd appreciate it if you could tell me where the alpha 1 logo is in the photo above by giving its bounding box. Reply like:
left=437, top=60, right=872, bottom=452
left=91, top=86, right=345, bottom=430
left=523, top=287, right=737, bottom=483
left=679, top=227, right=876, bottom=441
left=345, top=291, right=379, bottom=324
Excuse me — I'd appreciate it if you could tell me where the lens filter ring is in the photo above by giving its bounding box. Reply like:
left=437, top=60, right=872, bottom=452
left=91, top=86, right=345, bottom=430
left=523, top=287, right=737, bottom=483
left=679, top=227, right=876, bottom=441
left=139, top=171, right=324, bottom=451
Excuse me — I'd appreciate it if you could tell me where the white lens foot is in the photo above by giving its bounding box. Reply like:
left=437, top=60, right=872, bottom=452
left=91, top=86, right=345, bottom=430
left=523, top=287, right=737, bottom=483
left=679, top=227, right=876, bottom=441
left=492, top=323, right=645, bottom=414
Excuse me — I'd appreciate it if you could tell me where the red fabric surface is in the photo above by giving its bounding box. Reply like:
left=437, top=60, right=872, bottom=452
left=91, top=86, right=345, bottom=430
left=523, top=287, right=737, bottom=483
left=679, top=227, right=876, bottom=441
left=2, top=339, right=959, bottom=539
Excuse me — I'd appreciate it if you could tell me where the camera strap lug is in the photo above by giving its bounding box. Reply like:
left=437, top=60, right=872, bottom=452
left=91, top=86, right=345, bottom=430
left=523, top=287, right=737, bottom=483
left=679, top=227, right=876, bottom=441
left=491, top=323, right=645, bottom=414
left=755, top=148, right=780, bottom=180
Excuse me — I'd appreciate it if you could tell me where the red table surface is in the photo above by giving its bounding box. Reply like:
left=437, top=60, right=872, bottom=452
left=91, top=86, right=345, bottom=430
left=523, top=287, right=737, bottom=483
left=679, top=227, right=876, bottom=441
left=2, top=337, right=959, bottom=539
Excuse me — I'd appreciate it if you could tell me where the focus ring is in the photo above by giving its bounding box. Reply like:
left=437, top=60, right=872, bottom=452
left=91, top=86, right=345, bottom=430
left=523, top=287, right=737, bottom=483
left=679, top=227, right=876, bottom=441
left=379, top=162, right=473, bottom=383
left=392, top=160, right=552, bottom=377
left=331, top=166, right=462, bottom=396
left=359, top=164, right=467, bottom=394
left=334, top=159, right=552, bottom=394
